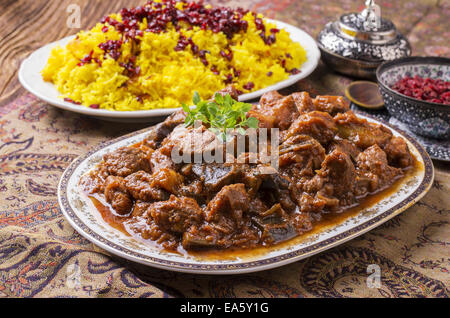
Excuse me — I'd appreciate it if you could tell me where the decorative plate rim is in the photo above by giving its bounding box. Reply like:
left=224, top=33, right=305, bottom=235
left=18, top=18, right=320, bottom=120
left=58, top=114, right=434, bottom=274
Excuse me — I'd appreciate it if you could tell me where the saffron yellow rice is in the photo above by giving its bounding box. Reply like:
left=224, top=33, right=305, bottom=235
left=41, top=1, right=307, bottom=111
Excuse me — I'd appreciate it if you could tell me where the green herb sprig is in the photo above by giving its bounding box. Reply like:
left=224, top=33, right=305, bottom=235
left=182, top=91, right=259, bottom=142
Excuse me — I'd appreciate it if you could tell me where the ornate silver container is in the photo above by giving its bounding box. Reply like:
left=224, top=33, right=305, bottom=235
left=317, top=0, right=411, bottom=79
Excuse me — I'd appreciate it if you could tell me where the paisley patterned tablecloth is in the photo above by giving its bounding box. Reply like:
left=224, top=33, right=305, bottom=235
left=0, top=0, right=449, bottom=297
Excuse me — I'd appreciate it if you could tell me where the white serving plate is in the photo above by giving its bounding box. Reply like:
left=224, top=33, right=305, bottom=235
left=19, top=19, right=320, bottom=123
left=57, top=115, right=434, bottom=274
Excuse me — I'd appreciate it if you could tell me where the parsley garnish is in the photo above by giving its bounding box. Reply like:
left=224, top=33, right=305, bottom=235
left=182, top=91, right=259, bottom=142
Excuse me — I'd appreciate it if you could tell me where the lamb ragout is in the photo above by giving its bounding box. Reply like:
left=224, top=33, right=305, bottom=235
left=81, top=86, right=414, bottom=251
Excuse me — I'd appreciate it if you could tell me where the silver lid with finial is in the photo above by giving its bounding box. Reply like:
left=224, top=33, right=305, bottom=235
left=317, top=0, right=411, bottom=78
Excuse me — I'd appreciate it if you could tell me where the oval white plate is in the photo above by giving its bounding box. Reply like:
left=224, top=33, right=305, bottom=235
left=19, top=19, right=320, bottom=122
left=58, top=114, right=434, bottom=274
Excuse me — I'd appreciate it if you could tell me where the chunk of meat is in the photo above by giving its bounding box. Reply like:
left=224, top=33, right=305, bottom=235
left=183, top=184, right=254, bottom=249
left=259, top=90, right=283, bottom=107
left=149, top=148, right=176, bottom=171
left=317, top=149, right=357, bottom=197
left=270, top=95, right=299, bottom=130
left=278, top=136, right=326, bottom=206
left=182, top=221, right=259, bottom=249
left=151, top=168, right=184, bottom=194
left=312, top=95, right=349, bottom=115
left=130, top=201, right=151, bottom=218
left=241, top=165, right=268, bottom=197
left=302, top=149, right=357, bottom=210
left=356, top=144, right=402, bottom=193
left=104, top=176, right=133, bottom=215
left=383, top=136, right=413, bottom=168
left=80, top=89, right=415, bottom=252
left=212, top=85, right=239, bottom=100
left=205, top=184, right=250, bottom=225
left=162, top=124, right=226, bottom=163
left=328, top=139, right=360, bottom=161
left=125, top=212, right=179, bottom=250
left=296, top=192, right=329, bottom=214
left=182, top=228, right=218, bottom=249
left=103, top=146, right=151, bottom=177
left=291, top=211, right=313, bottom=233
left=135, top=143, right=155, bottom=158
left=248, top=197, right=269, bottom=215
left=248, top=95, right=298, bottom=130
left=178, top=179, right=204, bottom=202
left=247, top=106, right=275, bottom=129
left=335, top=111, right=392, bottom=149
left=291, top=91, right=315, bottom=114
left=149, top=195, right=203, bottom=234
left=284, top=111, right=338, bottom=145
left=124, top=171, right=169, bottom=201
left=279, top=134, right=325, bottom=170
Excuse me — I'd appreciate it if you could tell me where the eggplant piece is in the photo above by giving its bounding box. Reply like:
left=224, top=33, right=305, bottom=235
left=191, top=163, right=241, bottom=192
left=264, top=223, right=297, bottom=243
left=260, top=175, right=296, bottom=212
left=251, top=204, right=297, bottom=244
left=261, top=174, right=290, bottom=190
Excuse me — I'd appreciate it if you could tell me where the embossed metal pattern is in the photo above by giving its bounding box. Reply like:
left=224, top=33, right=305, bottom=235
left=317, top=22, right=411, bottom=62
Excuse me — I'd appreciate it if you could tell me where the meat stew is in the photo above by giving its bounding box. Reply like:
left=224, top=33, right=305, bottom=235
left=80, top=89, right=416, bottom=252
